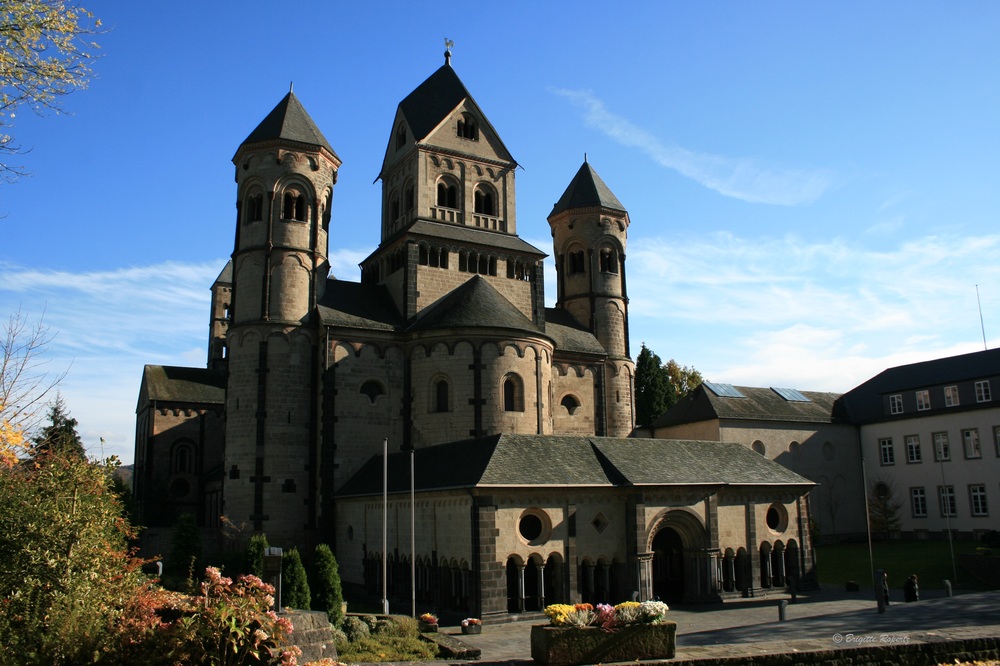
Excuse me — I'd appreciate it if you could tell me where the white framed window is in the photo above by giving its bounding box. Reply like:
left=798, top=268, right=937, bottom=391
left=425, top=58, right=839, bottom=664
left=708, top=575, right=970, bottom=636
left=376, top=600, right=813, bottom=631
left=963, top=428, right=982, bottom=459
left=889, top=394, right=904, bottom=415
left=969, top=484, right=988, bottom=517
left=910, top=487, right=927, bottom=518
left=939, top=486, right=956, bottom=517
left=976, top=380, right=991, bottom=403
left=879, top=437, right=895, bottom=465
left=905, top=435, right=922, bottom=463
left=945, top=385, right=960, bottom=407
left=916, top=389, right=930, bottom=411
left=933, top=432, right=950, bottom=461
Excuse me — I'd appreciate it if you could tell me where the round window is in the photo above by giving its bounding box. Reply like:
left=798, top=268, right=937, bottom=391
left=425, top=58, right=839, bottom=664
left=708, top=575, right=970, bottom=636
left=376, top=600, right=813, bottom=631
left=517, top=510, right=550, bottom=545
left=765, top=503, right=788, bottom=532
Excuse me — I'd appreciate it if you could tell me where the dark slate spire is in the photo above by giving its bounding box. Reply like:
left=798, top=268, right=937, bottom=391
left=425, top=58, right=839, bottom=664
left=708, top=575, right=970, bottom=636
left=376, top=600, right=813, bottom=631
left=239, top=91, right=339, bottom=159
left=550, top=161, right=627, bottom=216
left=397, top=63, right=473, bottom=142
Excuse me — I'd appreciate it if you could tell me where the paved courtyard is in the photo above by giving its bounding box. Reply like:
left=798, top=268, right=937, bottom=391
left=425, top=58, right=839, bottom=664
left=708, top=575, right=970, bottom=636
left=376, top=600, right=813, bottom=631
left=431, top=588, right=1000, bottom=664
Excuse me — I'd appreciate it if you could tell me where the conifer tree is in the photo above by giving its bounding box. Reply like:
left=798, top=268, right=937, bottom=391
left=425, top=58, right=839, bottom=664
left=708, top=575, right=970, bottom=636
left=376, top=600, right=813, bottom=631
left=32, top=394, right=85, bottom=458
left=246, top=533, right=269, bottom=577
left=281, top=547, right=310, bottom=610
left=634, top=344, right=674, bottom=428
left=310, top=543, right=344, bottom=626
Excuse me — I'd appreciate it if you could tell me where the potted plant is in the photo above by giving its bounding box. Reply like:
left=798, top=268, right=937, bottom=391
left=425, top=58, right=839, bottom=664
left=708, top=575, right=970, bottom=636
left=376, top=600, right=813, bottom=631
left=418, top=612, right=439, bottom=633
left=531, top=601, right=676, bottom=666
left=461, top=618, right=482, bottom=635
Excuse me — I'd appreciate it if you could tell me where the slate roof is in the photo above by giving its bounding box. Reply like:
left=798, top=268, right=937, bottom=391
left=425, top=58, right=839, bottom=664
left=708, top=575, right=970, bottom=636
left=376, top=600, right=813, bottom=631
left=544, top=308, right=607, bottom=356
left=214, top=260, right=232, bottom=285
left=652, top=384, right=845, bottom=429
left=316, top=280, right=402, bottom=331
left=237, top=91, right=338, bottom=160
left=140, top=365, right=225, bottom=405
left=400, top=220, right=546, bottom=257
left=408, top=276, right=542, bottom=336
left=838, top=348, right=1000, bottom=424
left=336, top=433, right=813, bottom=497
left=550, top=161, right=627, bottom=217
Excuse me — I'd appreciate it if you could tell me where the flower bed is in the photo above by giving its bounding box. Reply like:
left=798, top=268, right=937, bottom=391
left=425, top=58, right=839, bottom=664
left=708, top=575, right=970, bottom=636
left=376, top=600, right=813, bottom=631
left=531, top=601, right=676, bottom=666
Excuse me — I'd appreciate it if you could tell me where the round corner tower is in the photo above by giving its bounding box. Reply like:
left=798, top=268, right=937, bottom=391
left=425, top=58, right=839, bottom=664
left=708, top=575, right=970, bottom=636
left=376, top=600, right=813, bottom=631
left=548, top=160, right=635, bottom=436
left=225, top=90, right=341, bottom=544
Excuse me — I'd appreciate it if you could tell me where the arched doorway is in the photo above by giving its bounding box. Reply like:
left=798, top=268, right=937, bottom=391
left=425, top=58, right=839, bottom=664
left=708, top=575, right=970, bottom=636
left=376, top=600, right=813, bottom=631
left=524, top=556, right=542, bottom=611
left=505, top=556, right=522, bottom=613
left=652, top=527, right=685, bottom=602
left=543, top=554, right=563, bottom=606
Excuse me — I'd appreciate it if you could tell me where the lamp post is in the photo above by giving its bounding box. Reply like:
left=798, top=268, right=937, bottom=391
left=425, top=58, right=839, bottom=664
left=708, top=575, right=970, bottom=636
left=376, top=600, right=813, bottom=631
left=382, top=437, right=389, bottom=615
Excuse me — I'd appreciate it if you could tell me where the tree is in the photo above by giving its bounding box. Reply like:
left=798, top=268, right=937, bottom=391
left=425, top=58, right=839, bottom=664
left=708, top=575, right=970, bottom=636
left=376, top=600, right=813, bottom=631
left=664, top=358, right=703, bottom=399
left=634, top=343, right=674, bottom=428
left=165, top=512, right=202, bottom=590
left=1, top=310, right=65, bottom=461
left=245, top=532, right=269, bottom=578
left=868, top=478, right=902, bottom=540
left=0, top=0, right=103, bottom=181
left=281, top=547, right=310, bottom=610
left=32, top=393, right=84, bottom=458
left=310, top=543, right=344, bottom=627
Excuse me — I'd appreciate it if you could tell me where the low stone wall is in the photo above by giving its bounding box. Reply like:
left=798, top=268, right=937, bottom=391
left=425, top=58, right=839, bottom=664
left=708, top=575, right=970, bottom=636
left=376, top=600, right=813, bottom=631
left=531, top=623, right=677, bottom=666
left=280, top=610, right=336, bottom=664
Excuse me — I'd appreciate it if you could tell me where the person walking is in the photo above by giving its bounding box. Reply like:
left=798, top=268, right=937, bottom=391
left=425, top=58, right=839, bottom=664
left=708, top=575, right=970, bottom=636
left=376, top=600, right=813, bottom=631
left=881, top=571, right=891, bottom=606
left=903, top=574, right=919, bottom=602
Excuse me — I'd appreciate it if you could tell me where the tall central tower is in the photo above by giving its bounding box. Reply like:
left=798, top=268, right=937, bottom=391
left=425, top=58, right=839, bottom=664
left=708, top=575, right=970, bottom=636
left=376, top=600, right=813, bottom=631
left=225, top=91, right=341, bottom=542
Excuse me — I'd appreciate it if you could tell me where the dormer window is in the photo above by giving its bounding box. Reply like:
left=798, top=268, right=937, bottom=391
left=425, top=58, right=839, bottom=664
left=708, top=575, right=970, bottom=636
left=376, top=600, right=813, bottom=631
left=395, top=122, right=407, bottom=150
left=457, top=113, right=478, bottom=140
left=283, top=191, right=306, bottom=221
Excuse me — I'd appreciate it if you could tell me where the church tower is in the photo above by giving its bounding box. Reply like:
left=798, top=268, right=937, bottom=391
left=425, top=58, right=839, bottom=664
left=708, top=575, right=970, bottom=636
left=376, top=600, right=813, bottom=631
left=225, top=91, right=341, bottom=541
left=548, top=161, right=634, bottom=436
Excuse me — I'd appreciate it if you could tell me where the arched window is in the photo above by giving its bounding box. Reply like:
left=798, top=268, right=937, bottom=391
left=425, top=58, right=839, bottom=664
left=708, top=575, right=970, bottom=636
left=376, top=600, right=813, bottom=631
left=389, top=192, right=400, bottom=223
left=560, top=394, right=580, bottom=415
left=503, top=373, right=524, bottom=412
left=599, top=247, right=618, bottom=274
left=360, top=380, right=385, bottom=404
left=283, top=191, right=306, bottom=221
left=434, top=379, right=449, bottom=413
left=172, top=442, right=195, bottom=474
left=568, top=250, right=586, bottom=275
left=247, top=192, right=264, bottom=222
left=436, top=179, right=458, bottom=209
left=404, top=184, right=415, bottom=213
left=457, top=113, right=478, bottom=140
left=395, top=122, right=407, bottom=150
left=474, top=185, right=495, bottom=215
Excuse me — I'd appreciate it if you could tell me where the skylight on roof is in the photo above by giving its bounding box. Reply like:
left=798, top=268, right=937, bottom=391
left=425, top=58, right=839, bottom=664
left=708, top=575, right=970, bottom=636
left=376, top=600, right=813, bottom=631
left=772, top=387, right=811, bottom=402
left=704, top=382, right=746, bottom=398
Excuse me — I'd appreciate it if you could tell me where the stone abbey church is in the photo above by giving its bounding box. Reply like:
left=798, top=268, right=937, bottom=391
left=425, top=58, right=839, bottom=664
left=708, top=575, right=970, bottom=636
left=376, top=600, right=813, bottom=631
left=135, top=52, right=815, bottom=617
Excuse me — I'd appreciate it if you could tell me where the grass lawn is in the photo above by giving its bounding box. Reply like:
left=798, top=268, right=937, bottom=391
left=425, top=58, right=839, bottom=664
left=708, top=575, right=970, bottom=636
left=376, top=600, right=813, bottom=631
left=816, top=539, right=995, bottom=591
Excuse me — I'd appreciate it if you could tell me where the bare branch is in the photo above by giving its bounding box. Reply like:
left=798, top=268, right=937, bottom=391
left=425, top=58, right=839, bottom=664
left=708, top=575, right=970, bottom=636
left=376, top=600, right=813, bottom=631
left=0, top=307, right=66, bottom=436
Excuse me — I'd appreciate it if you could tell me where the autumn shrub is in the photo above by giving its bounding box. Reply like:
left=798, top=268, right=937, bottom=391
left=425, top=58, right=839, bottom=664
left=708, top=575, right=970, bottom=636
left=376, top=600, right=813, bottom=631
left=0, top=451, right=146, bottom=665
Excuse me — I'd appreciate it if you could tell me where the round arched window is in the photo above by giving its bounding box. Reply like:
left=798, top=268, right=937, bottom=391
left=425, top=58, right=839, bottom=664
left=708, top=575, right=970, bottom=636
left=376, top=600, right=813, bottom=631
left=752, top=440, right=766, bottom=456
left=517, top=509, right=551, bottom=546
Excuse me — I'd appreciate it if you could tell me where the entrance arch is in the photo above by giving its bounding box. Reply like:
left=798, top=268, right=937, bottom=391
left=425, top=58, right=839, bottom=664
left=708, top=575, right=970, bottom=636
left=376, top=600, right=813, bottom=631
left=648, top=509, right=710, bottom=603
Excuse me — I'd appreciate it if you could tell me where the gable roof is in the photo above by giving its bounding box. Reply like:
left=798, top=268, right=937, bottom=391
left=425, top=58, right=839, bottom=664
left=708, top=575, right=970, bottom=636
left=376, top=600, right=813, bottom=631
left=652, top=384, right=845, bottom=429
left=237, top=91, right=338, bottom=160
left=139, top=365, right=226, bottom=407
left=408, top=275, right=542, bottom=335
left=550, top=161, right=627, bottom=217
left=336, top=433, right=813, bottom=496
left=839, top=347, right=1000, bottom=424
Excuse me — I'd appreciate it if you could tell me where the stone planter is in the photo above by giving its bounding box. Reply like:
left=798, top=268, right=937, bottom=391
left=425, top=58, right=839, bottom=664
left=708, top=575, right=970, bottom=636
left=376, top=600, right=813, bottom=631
left=461, top=624, right=482, bottom=635
left=530, top=622, right=677, bottom=666
left=418, top=621, right=438, bottom=633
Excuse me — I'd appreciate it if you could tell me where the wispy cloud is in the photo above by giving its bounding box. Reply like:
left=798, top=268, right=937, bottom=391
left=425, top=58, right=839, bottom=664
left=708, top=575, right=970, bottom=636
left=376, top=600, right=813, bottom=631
left=552, top=88, right=835, bottom=206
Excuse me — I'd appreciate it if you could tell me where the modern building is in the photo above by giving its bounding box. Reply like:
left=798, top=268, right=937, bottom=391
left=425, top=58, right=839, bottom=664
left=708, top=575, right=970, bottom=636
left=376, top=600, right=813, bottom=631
left=134, top=50, right=816, bottom=616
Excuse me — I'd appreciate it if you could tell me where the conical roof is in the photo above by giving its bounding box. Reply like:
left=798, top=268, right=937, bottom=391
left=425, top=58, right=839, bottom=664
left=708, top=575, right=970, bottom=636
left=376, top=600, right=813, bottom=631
left=549, top=161, right=626, bottom=217
left=238, top=91, right=338, bottom=160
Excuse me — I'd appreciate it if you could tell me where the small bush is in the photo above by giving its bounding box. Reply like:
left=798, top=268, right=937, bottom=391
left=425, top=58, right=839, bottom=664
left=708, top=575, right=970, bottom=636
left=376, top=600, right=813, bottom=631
left=246, top=533, right=269, bottom=577
left=281, top=547, right=311, bottom=610
left=309, top=543, right=344, bottom=627
left=342, top=615, right=370, bottom=642
left=374, top=615, right=418, bottom=638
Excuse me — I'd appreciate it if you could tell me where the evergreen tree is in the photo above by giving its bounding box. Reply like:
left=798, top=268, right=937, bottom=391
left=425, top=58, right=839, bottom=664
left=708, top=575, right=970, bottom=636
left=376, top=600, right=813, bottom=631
left=32, top=394, right=85, bottom=458
left=165, top=512, right=202, bottom=589
left=634, top=344, right=674, bottom=427
left=281, top=547, right=310, bottom=610
left=310, top=543, right=344, bottom=626
left=246, top=533, right=269, bottom=577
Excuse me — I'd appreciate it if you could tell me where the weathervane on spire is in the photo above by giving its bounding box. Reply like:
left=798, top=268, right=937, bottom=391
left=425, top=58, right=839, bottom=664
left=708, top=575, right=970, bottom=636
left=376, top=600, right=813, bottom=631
left=444, top=38, right=454, bottom=66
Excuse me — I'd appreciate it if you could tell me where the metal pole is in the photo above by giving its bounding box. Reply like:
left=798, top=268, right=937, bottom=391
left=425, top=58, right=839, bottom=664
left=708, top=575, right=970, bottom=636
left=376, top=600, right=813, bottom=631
left=859, top=454, right=877, bottom=600
left=939, top=458, right=959, bottom=586
left=382, top=437, right=389, bottom=615
left=410, top=445, right=416, bottom=618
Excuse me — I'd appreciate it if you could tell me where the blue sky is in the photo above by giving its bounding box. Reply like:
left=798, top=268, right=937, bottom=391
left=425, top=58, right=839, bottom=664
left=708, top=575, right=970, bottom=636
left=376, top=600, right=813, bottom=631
left=2, top=2, right=999, bottom=462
